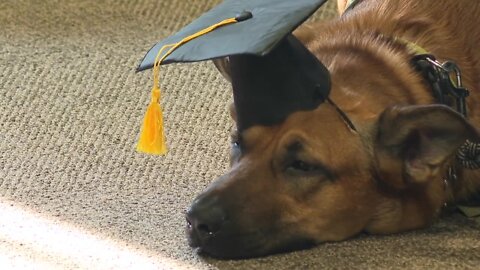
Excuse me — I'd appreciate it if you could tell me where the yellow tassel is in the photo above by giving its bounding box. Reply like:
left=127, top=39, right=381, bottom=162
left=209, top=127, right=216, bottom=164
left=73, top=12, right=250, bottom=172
left=136, top=17, right=239, bottom=155
left=136, top=87, right=167, bottom=155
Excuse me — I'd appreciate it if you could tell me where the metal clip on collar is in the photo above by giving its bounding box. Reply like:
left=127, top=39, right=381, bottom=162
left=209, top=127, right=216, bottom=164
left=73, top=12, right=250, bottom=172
left=412, top=54, right=470, bottom=117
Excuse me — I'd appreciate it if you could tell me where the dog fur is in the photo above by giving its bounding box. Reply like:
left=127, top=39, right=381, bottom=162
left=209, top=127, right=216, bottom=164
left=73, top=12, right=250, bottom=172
left=187, top=0, right=480, bottom=258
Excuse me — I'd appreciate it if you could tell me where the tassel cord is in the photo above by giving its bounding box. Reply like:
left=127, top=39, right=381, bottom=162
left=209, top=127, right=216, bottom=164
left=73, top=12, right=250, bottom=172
left=137, top=17, right=239, bottom=155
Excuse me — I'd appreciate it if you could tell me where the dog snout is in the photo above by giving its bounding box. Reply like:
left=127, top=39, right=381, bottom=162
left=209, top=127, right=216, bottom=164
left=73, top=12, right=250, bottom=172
left=186, top=197, right=228, bottom=246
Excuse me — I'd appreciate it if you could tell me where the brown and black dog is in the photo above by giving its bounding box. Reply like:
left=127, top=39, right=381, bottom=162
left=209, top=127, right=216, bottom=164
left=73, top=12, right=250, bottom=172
left=186, top=0, right=480, bottom=258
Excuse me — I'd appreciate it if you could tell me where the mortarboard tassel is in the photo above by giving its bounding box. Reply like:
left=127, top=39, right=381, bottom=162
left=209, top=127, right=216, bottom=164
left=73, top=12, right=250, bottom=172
left=137, top=17, right=241, bottom=155
left=136, top=87, right=168, bottom=155
left=136, top=44, right=173, bottom=155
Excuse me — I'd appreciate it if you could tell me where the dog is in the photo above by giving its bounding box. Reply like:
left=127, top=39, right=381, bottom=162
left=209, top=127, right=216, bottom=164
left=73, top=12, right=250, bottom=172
left=186, top=0, right=480, bottom=258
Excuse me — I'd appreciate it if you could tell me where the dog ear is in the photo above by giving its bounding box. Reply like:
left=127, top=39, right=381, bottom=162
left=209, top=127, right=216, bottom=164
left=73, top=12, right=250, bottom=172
left=212, top=57, right=232, bottom=82
left=374, top=105, right=479, bottom=189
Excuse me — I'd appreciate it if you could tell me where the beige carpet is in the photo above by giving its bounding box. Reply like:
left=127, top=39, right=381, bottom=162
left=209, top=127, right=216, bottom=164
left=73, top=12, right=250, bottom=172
left=1, top=0, right=479, bottom=269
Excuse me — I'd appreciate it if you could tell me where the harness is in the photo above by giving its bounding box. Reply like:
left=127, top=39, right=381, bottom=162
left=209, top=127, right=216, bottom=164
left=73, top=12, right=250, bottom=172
left=343, top=0, right=480, bottom=184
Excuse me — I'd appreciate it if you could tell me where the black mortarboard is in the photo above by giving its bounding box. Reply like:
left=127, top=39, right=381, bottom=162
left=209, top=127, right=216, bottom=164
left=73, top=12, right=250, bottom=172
left=136, top=0, right=330, bottom=154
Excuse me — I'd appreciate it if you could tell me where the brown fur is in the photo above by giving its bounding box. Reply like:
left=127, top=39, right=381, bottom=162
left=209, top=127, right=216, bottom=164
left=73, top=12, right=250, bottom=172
left=188, top=0, right=480, bottom=258
left=295, top=0, right=480, bottom=234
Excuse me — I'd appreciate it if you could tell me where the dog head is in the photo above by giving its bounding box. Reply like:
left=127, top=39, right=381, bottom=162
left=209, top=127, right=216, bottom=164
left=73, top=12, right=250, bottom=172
left=186, top=48, right=479, bottom=259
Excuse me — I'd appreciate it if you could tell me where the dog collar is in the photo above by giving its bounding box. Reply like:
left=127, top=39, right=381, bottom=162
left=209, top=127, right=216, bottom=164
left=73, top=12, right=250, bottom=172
left=410, top=52, right=470, bottom=117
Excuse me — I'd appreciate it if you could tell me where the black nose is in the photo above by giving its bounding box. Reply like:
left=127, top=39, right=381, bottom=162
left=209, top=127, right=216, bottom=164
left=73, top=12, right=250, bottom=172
left=186, top=199, right=227, bottom=244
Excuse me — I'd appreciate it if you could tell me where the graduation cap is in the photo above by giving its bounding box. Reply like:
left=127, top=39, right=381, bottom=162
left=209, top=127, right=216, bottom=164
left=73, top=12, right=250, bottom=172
left=136, top=0, right=331, bottom=155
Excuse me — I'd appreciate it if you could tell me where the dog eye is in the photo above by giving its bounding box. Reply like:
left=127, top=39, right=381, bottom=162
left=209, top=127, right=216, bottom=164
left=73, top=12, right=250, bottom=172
left=287, top=160, right=318, bottom=173
left=285, top=159, right=334, bottom=180
left=230, top=130, right=242, bottom=149
left=231, top=139, right=242, bottom=161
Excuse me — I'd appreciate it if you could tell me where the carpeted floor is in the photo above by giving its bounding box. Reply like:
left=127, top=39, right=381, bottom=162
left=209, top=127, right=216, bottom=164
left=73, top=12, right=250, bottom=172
left=0, top=0, right=479, bottom=269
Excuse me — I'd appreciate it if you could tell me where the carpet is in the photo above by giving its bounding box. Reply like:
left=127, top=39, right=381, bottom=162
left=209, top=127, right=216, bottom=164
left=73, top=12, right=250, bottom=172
left=0, top=0, right=479, bottom=269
